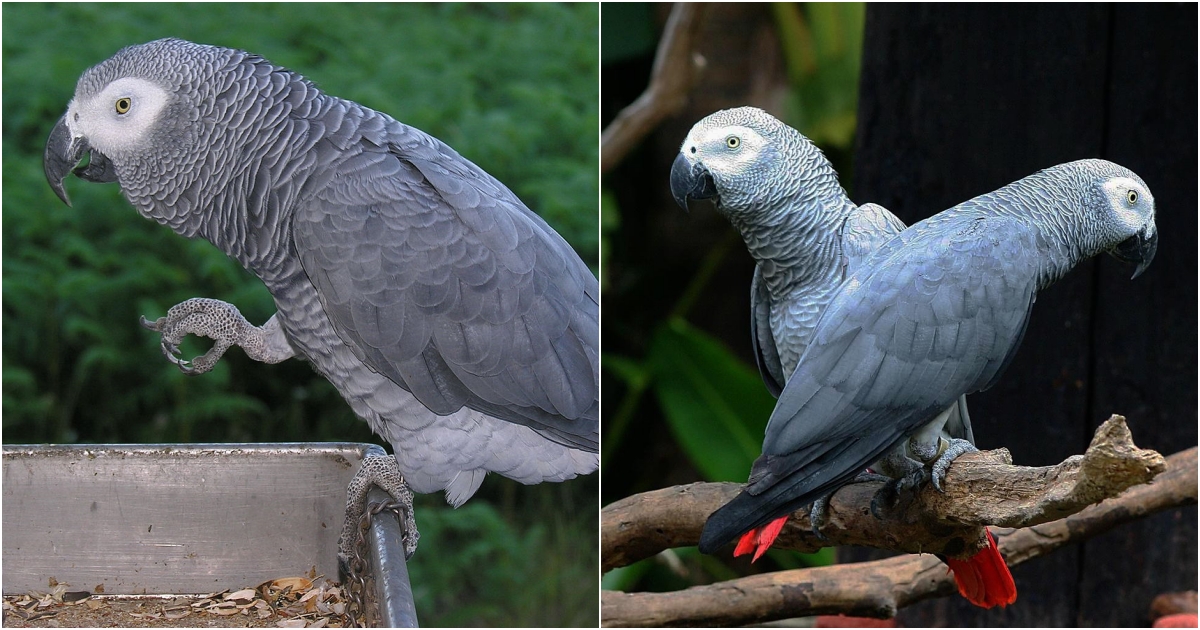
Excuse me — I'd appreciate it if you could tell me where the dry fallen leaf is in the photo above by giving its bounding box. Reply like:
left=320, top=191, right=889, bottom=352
left=226, top=588, right=258, bottom=601
left=270, top=577, right=313, bottom=593
left=62, top=591, right=90, bottom=603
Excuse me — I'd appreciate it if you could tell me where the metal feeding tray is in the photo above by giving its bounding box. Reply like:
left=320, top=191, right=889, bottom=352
left=2, top=442, right=417, bottom=627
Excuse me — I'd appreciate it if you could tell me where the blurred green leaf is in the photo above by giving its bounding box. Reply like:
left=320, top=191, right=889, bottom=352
left=766, top=545, right=837, bottom=568
left=602, top=558, right=655, bottom=592
left=600, top=3, right=657, bottom=64
left=772, top=2, right=865, bottom=150
left=648, top=317, right=776, bottom=482
left=601, top=352, right=648, bottom=387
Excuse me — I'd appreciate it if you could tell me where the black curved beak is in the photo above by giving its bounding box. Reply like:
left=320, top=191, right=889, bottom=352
left=44, top=114, right=84, bottom=207
left=670, top=153, right=718, bottom=212
left=1110, top=225, right=1158, bottom=279
left=44, top=114, right=118, bottom=207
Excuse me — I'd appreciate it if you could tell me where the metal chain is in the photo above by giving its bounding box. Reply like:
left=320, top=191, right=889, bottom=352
left=344, top=499, right=407, bottom=628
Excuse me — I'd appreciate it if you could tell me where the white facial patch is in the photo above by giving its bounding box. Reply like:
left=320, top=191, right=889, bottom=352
left=1101, top=176, right=1155, bottom=237
left=689, top=124, right=768, bottom=177
left=70, top=77, right=169, bottom=155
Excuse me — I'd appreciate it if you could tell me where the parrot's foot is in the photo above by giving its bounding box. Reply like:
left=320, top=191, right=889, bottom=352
left=338, top=454, right=419, bottom=574
left=811, top=470, right=891, bottom=538
left=930, top=438, right=977, bottom=492
left=140, top=298, right=253, bottom=374
left=140, top=299, right=294, bottom=374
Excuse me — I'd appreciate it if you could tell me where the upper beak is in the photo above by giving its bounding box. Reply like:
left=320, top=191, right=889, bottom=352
left=1110, top=224, right=1158, bottom=279
left=44, top=114, right=85, bottom=207
left=670, top=153, right=718, bottom=212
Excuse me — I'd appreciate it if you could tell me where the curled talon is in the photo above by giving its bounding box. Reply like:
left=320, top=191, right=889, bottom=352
left=139, top=315, right=163, bottom=331
left=931, top=438, right=977, bottom=492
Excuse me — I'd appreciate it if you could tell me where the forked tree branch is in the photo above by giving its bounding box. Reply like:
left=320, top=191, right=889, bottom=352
left=600, top=3, right=707, bottom=173
left=601, top=416, right=1195, bottom=626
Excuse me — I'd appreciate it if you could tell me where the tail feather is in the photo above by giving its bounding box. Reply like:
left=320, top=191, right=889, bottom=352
left=732, top=516, right=789, bottom=562
left=943, top=529, right=1017, bottom=608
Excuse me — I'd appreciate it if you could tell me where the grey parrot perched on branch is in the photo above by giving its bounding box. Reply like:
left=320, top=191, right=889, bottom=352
left=670, top=107, right=976, bottom=542
left=671, top=107, right=1157, bottom=608
left=43, top=38, right=599, bottom=563
left=671, top=108, right=975, bottom=503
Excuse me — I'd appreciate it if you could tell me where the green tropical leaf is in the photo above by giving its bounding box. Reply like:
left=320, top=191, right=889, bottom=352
left=648, top=317, right=775, bottom=482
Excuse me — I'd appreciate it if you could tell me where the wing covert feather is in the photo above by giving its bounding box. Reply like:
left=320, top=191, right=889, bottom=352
left=294, top=133, right=598, bottom=452
left=760, top=215, right=1038, bottom=473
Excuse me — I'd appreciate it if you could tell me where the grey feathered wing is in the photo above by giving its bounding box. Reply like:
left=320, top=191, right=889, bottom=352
left=845, top=202, right=974, bottom=443
left=699, top=213, right=1037, bottom=552
left=292, top=129, right=599, bottom=454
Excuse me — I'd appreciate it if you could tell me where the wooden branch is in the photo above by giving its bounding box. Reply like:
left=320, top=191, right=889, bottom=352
left=602, top=445, right=1196, bottom=627
left=600, top=3, right=707, bottom=173
left=604, top=416, right=1164, bottom=572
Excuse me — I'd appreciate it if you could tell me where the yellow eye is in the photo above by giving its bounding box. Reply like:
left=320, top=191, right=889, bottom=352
left=1127, top=190, right=1138, bottom=204
left=725, top=135, right=740, bottom=149
left=115, top=97, right=131, bottom=114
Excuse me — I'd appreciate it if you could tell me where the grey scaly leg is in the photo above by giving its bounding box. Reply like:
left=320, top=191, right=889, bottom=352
left=339, top=454, right=419, bottom=564
left=140, top=298, right=295, bottom=373
left=871, top=435, right=979, bottom=518
left=929, top=438, right=977, bottom=491
left=907, top=434, right=978, bottom=491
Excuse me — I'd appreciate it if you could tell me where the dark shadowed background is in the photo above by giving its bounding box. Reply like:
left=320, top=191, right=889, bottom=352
left=601, top=3, right=1196, bottom=626
left=2, top=4, right=598, bottom=626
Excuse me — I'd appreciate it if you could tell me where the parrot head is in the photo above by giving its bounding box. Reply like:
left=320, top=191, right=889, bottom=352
left=1097, top=167, right=1157, bottom=279
left=43, top=40, right=203, bottom=207
left=670, top=106, right=781, bottom=215
left=44, top=39, right=261, bottom=219
left=670, top=106, right=839, bottom=221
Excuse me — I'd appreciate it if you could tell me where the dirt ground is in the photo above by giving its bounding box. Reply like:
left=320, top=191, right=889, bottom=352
left=3, top=577, right=353, bottom=628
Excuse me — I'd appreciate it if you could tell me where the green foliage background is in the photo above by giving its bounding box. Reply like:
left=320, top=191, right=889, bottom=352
left=2, top=3, right=598, bottom=626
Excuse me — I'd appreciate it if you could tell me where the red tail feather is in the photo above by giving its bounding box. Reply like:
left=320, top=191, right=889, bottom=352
left=733, top=528, right=759, bottom=557
left=944, top=528, right=1017, bottom=608
left=732, top=516, right=790, bottom=562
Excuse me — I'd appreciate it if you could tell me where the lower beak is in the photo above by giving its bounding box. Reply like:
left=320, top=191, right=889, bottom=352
left=1111, top=225, right=1158, bottom=279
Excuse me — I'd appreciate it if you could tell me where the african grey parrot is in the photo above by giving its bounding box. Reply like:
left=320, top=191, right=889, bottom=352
left=676, top=109, right=1156, bottom=607
left=670, top=107, right=979, bottom=564
left=43, top=38, right=598, bottom=562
